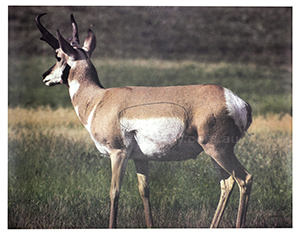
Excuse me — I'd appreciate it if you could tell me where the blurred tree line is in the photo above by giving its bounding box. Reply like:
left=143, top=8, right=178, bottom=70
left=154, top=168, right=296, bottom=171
left=9, top=6, right=291, bottom=66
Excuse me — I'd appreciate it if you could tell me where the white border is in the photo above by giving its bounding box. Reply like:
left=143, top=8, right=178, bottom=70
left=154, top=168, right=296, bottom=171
left=3, top=2, right=299, bottom=235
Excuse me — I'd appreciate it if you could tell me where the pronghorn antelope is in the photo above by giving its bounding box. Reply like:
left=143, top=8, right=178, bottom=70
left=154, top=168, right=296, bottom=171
left=36, top=13, right=253, bottom=228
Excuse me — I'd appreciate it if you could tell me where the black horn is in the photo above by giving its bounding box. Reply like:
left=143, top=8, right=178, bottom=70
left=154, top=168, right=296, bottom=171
left=35, top=13, right=59, bottom=50
left=57, top=29, right=78, bottom=59
left=70, top=14, right=80, bottom=47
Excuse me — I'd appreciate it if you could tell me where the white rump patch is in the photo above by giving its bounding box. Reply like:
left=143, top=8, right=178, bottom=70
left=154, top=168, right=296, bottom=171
left=120, top=117, right=185, bottom=157
left=224, top=88, right=247, bottom=133
left=69, top=80, right=80, bottom=99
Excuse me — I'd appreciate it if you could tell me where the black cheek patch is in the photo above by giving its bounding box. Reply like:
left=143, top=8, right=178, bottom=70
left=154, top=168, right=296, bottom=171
left=61, top=65, right=71, bottom=84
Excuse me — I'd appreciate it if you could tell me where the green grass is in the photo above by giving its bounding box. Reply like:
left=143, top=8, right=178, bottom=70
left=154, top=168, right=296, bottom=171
left=8, top=108, right=292, bottom=228
left=8, top=56, right=291, bottom=115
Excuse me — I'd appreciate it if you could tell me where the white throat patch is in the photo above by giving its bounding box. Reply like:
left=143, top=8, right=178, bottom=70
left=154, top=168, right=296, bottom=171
left=69, top=80, right=80, bottom=99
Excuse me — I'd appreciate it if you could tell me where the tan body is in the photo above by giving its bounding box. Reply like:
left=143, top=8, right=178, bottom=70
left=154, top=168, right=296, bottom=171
left=73, top=81, right=232, bottom=160
left=36, top=13, right=253, bottom=228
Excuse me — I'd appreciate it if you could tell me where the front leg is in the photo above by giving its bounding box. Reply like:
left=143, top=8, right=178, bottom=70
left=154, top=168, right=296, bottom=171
left=109, top=150, right=128, bottom=228
left=134, top=159, right=154, bottom=228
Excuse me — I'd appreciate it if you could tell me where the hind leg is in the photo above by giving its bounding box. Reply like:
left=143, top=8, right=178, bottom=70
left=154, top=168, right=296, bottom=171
left=204, top=143, right=253, bottom=228
left=210, top=158, right=235, bottom=228
left=134, top=159, right=154, bottom=228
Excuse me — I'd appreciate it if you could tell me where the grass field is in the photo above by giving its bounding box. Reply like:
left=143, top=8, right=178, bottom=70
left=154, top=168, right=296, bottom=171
left=8, top=107, right=292, bottom=228
left=9, top=57, right=291, bottom=115
left=8, top=57, right=292, bottom=228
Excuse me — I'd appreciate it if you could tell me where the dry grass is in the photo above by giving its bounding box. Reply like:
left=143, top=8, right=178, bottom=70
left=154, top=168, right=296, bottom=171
left=97, top=58, right=243, bottom=70
left=8, top=106, right=81, bottom=127
left=8, top=107, right=92, bottom=144
left=8, top=106, right=292, bottom=136
left=249, top=113, right=292, bottom=134
left=95, top=57, right=292, bottom=73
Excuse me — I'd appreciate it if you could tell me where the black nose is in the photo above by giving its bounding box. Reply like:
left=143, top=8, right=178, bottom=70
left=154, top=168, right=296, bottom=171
left=42, top=64, right=55, bottom=79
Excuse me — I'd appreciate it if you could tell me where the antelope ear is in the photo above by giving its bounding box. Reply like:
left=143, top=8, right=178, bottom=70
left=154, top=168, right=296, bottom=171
left=83, top=29, right=96, bottom=58
left=57, top=29, right=78, bottom=60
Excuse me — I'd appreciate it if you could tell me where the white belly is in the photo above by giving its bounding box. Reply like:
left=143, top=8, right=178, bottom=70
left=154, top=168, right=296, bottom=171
left=120, top=117, right=188, bottom=157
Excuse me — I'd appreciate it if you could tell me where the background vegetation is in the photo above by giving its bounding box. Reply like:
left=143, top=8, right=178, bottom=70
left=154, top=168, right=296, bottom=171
left=9, top=6, right=291, bottom=65
left=8, top=6, right=292, bottom=228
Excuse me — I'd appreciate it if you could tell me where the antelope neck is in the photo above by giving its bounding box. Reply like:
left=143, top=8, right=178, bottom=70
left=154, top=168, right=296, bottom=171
left=67, top=62, right=105, bottom=125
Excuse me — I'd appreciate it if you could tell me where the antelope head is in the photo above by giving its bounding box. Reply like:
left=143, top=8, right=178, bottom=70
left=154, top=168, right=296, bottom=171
left=35, top=13, right=96, bottom=86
